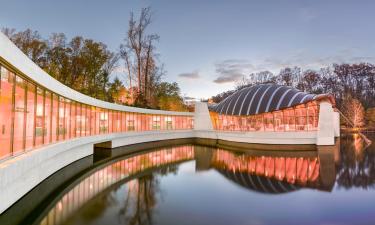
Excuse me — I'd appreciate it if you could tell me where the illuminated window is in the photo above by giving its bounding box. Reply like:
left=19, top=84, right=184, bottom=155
left=35, top=87, right=44, bottom=146
left=152, top=115, right=161, bottom=130
left=25, top=82, right=35, bottom=150
left=13, top=75, right=26, bottom=154
left=0, top=67, right=14, bottom=158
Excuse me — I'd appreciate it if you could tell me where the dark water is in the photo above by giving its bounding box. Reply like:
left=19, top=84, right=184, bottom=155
left=36, top=134, right=375, bottom=225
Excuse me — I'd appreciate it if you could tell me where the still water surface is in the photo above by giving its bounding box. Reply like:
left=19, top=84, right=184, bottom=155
left=37, top=134, right=375, bottom=225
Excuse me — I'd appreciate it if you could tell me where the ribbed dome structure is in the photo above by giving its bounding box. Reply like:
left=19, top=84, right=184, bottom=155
left=217, top=169, right=300, bottom=194
left=211, top=84, right=316, bottom=115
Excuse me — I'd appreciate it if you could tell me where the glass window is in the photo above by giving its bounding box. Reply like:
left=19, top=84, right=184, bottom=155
left=65, top=99, right=71, bottom=139
left=127, top=112, right=135, bottom=131
left=108, top=110, right=113, bottom=133
left=0, top=67, right=14, bottom=158
left=274, top=111, right=284, bottom=131
left=255, top=115, right=264, bottom=131
left=152, top=115, right=161, bottom=130
left=90, top=106, right=96, bottom=135
left=160, top=115, right=165, bottom=130
left=121, top=112, right=126, bottom=132
left=44, top=91, right=52, bottom=144
left=264, top=113, right=274, bottom=131
left=13, top=76, right=26, bottom=154
left=99, top=108, right=108, bottom=133
left=307, top=102, right=319, bottom=131
left=76, top=103, right=81, bottom=137
left=25, top=82, right=35, bottom=150
left=58, top=96, right=65, bottom=140
left=95, top=107, right=100, bottom=134
left=51, top=93, right=59, bottom=142
left=295, top=105, right=307, bottom=131
left=134, top=113, right=139, bottom=131
left=284, top=108, right=295, bottom=131
left=35, top=87, right=44, bottom=146
left=165, top=116, right=172, bottom=130
left=70, top=101, right=76, bottom=138
left=86, top=105, right=90, bottom=136
left=81, top=104, right=86, bottom=136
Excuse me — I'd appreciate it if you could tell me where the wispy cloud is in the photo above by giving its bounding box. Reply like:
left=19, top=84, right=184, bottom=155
left=212, top=49, right=375, bottom=84
left=213, top=59, right=254, bottom=84
left=178, top=71, right=200, bottom=79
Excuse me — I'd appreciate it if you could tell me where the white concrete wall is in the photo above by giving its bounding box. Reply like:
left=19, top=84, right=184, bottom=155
left=317, top=102, right=335, bottom=145
left=193, top=102, right=214, bottom=130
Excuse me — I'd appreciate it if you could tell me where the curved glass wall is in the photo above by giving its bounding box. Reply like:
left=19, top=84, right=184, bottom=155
left=209, top=102, right=319, bottom=132
left=0, top=63, right=194, bottom=161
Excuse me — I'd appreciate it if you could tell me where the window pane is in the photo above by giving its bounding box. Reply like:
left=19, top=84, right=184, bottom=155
left=81, top=104, right=86, bottom=136
left=35, top=87, right=44, bottom=146
left=90, top=106, right=95, bottom=135
left=51, top=93, right=59, bottom=142
left=25, top=82, right=35, bottom=150
left=108, top=110, right=113, bottom=133
left=13, top=75, right=26, bottom=153
left=65, top=99, right=71, bottom=139
left=44, top=91, right=52, bottom=144
left=0, top=67, right=14, bottom=158
left=76, top=103, right=81, bottom=137
left=58, top=96, right=65, bottom=140
left=71, top=102, right=76, bottom=138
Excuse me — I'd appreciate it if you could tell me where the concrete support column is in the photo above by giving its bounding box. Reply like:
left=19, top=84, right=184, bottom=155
left=317, top=101, right=335, bottom=145
left=333, top=111, right=340, bottom=137
left=194, top=102, right=214, bottom=130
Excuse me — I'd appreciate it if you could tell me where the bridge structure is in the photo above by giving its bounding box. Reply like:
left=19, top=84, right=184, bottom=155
left=0, top=31, right=339, bottom=214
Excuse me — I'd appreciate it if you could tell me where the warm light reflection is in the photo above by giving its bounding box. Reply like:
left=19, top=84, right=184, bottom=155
left=38, top=145, right=194, bottom=225
left=211, top=149, right=320, bottom=185
left=36, top=145, right=329, bottom=225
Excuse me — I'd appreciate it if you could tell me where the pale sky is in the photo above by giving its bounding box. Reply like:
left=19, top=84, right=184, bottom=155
left=1, top=0, right=375, bottom=99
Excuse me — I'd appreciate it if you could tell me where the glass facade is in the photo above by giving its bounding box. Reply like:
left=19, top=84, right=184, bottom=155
left=210, top=101, right=319, bottom=132
left=0, top=63, right=194, bottom=161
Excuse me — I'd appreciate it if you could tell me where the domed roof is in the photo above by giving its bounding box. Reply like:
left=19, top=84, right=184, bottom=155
left=211, top=84, right=316, bottom=116
left=217, top=169, right=300, bottom=194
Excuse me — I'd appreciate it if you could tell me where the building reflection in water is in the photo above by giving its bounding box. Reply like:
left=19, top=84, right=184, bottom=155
left=39, top=145, right=195, bottom=225
left=37, top=142, right=343, bottom=225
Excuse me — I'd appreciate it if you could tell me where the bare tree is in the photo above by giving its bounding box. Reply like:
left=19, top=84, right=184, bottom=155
left=120, top=7, right=161, bottom=106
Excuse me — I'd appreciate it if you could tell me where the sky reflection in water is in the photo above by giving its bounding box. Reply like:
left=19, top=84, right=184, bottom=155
left=38, top=134, right=375, bottom=225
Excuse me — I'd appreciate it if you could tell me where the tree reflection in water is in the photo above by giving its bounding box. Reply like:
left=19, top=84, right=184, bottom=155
left=118, top=165, right=178, bottom=225
left=336, top=134, right=375, bottom=189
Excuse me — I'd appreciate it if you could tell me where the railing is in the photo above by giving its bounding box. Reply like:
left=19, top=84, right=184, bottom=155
left=0, top=34, right=194, bottom=162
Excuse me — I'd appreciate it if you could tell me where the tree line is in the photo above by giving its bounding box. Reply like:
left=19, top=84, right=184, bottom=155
left=212, top=63, right=375, bottom=127
left=2, top=7, right=187, bottom=111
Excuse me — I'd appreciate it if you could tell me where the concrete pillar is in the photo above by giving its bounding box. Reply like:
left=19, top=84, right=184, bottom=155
left=194, top=102, right=214, bottom=130
left=317, top=101, right=335, bottom=145
left=333, top=111, right=340, bottom=137
left=317, top=145, right=336, bottom=191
